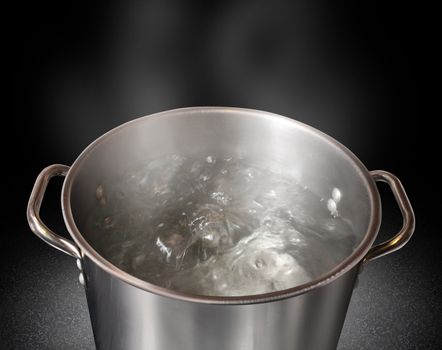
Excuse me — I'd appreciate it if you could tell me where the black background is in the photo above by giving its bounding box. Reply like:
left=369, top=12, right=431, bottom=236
left=3, top=1, right=439, bottom=349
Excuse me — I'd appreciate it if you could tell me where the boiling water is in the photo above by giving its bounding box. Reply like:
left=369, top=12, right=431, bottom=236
left=87, top=155, right=356, bottom=296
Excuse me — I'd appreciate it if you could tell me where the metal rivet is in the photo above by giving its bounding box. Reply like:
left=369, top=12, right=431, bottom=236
left=79, top=272, right=86, bottom=286
left=76, top=259, right=83, bottom=271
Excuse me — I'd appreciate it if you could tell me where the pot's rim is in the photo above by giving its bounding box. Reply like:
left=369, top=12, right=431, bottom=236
left=62, top=106, right=381, bottom=305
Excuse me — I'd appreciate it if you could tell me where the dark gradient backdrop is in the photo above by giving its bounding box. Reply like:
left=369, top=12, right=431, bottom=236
left=3, top=1, right=439, bottom=349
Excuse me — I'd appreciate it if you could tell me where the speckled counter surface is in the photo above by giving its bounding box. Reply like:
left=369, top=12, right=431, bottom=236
left=1, top=204, right=441, bottom=350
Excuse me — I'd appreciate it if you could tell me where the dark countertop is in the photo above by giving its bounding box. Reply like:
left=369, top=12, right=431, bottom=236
left=1, top=201, right=441, bottom=350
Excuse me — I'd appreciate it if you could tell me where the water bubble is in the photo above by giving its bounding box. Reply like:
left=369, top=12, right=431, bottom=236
left=254, top=258, right=265, bottom=269
left=332, top=187, right=342, bottom=203
left=327, top=199, right=338, bottom=217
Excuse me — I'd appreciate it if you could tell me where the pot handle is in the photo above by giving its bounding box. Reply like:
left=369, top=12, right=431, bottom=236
left=27, top=164, right=81, bottom=259
left=364, top=170, right=415, bottom=263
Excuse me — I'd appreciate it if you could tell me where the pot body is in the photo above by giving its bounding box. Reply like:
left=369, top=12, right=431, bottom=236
left=27, top=107, right=415, bottom=350
left=83, top=255, right=360, bottom=350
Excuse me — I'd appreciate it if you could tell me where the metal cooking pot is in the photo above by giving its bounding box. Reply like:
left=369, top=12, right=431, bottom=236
left=27, top=107, right=415, bottom=350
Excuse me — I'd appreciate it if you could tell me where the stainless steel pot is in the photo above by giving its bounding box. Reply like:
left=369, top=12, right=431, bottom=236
left=27, top=107, right=415, bottom=350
